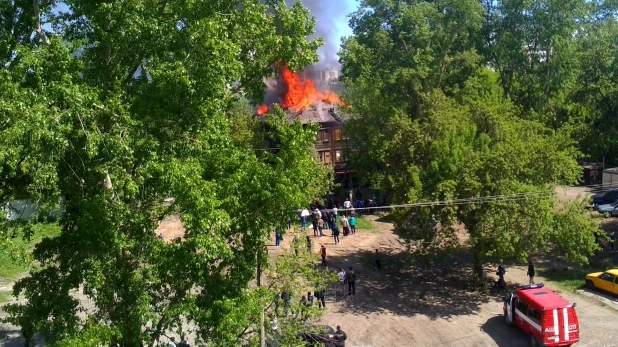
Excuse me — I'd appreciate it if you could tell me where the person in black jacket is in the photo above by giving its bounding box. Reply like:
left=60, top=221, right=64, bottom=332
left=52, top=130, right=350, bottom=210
left=346, top=267, right=356, bottom=295
left=334, top=325, right=347, bottom=347
left=527, top=260, right=535, bottom=285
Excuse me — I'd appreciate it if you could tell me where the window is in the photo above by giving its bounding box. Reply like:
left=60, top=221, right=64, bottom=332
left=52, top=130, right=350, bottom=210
left=335, top=150, right=343, bottom=163
left=528, top=307, right=542, bottom=324
left=316, top=131, right=321, bottom=142
left=516, top=299, right=529, bottom=315
left=334, top=128, right=343, bottom=141
left=323, top=129, right=330, bottom=142
left=600, top=273, right=615, bottom=282
left=322, top=151, right=331, bottom=165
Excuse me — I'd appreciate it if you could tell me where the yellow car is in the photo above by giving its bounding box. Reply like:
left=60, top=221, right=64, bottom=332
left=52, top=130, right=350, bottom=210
left=585, top=269, right=618, bottom=294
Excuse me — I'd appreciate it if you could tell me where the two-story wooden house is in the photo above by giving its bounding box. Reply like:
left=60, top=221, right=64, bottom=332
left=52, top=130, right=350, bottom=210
left=286, top=100, right=350, bottom=178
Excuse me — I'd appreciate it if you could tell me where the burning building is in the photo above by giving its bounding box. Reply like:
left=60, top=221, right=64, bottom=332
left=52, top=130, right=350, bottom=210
left=256, top=66, right=351, bottom=178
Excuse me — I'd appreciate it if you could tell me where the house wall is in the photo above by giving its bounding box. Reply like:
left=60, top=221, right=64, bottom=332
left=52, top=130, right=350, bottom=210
left=314, top=124, right=348, bottom=169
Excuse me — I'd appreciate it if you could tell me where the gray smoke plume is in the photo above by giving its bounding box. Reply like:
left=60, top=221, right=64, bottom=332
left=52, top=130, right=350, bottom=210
left=286, top=0, right=352, bottom=70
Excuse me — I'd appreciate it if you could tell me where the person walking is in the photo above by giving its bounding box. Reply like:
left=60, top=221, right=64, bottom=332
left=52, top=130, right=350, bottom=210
left=332, top=222, right=340, bottom=244
left=349, top=216, right=357, bottom=235
left=527, top=260, right=535, bottom=285
left=610, top=230, right=615, bottom=251
left=332, top=205, right=338, bottom=222
left=346, top=267, right=356, bottom=295
left=374, top=249, right=381, bottom=271
left=318, top=217, right=324, bottom=237
left=321, top=244, right=326, bottom=266
left=341, top=216, right=350, bottom=237
left=293, top=235, right=299, bottom=256
left=334, top=325, right=347, bottom=347
left=275, top=230, right=282, bottom=246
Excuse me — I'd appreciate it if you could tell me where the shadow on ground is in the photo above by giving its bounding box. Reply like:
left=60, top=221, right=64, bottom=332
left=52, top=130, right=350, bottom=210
left=479, top=315, right=530, bottom=347
left=322, top=248, right=498, bottom=320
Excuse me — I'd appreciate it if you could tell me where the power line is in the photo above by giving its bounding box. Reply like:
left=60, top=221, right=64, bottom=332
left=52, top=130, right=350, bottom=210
left=300, top=181, right=618, bottom=214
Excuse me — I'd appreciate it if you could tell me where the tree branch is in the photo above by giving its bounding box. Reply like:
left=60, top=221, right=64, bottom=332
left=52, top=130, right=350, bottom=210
left=33, top=0, right=50, bottom=45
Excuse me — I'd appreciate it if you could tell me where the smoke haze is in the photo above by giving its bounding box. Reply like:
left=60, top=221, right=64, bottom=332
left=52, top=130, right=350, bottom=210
left=285, top=0, right=355, bottom=70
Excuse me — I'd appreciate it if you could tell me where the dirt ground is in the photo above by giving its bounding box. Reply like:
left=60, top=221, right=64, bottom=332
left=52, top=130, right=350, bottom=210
left=296, top=214, right=618, bottom=347
left=3, top=186, right=618, bottom=347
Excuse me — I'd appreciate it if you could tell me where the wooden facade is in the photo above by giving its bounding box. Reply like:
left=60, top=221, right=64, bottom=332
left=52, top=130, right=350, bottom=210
left=285, top=101, right=350, bottom=175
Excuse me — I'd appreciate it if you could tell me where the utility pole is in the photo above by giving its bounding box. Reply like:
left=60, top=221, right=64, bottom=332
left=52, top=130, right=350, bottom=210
left=260, top=307, right=266, bottom=347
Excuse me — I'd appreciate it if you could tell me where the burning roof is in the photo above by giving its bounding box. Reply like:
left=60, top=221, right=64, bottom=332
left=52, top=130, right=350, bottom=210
left=256, top=65, right=344, bottom=122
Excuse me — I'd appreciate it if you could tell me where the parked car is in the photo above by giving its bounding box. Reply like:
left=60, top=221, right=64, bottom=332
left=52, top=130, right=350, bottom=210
left=590, top=189, right=618, bottom=207
left=585, top=269, right=618, bottom=295
left=503, top=284, right=579, bottom=347
left=596, top=200, right=618, bottom=218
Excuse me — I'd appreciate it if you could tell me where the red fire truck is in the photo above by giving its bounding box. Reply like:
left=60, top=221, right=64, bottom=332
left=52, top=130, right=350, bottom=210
left=503, top=284, right=579, bottom=347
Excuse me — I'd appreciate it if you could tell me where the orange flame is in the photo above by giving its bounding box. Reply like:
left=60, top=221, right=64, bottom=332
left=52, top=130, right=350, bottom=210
left=279, top=66, right=343, bottom=112
left=257, top=104, right=268, bottom=116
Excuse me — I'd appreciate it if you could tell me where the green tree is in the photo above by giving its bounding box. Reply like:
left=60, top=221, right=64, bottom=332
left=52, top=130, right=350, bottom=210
left=1, top=1, right=331, bottom=345
left=341, top=1, right=599, bottom=285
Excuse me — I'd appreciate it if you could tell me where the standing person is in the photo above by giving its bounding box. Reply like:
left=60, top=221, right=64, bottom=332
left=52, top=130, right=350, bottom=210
left=168, top=337, right=177, bottom=347
left=332, top=222, right=340, bottom=244
left=341, top=216, right=350, bottom=236
left=281, top=291, right=291, bottom=315
left=275, top=230, right=282, bottom=246
left=315, top=285, right=326, bottom=308
left=300, top=295, right=308, bottom=319
left=287, top=216, right=291, bottom=230
left=293, top=235, right=299, bottom=256
left=318, top=217, right=324, bottom=237
left=312, top=216, right=319, bottom=236
left=334, top=325, right=347, bottom=347
left=307, top=291, right=314, bottom=306
left=332, top=205, right=338, bottom=222
left=338, top=268, right=347, bottom=295
left=306, top=235, right=312, bottom=253
left=527, top=260, right=535, bottom=285
left=346, top=267, right=356, bottom=295
left=610, top=230, right=615, bottom=251
left=374, top=249, right=381, bottom=271
left=273, top=291, right=281, bottom=316
left=322, top=211, right=330, bottom=230
left=320, top=244, right=327, bottom=266
left=301, top=208, right=310, bottom=231
left=343, top=198, right=352, bottom=216
left=349, top=216, right=357, bottom=235
left=355, top=198, right=363, bottom=217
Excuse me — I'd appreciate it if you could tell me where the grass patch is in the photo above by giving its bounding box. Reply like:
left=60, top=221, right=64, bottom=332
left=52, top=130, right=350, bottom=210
left=0, top=291, right=13, bottom=304
left=538, top=267, right=590, bottom=293
left=0, top=223, right=61, bottom=283
left=354, top=217, right=377, bottom=232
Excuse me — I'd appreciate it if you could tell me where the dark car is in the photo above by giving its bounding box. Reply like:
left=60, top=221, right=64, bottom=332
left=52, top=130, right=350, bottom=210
left=591, top=189, right=618, bottom=206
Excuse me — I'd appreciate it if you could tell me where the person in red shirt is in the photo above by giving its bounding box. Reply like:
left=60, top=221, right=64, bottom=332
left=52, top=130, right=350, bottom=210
left=321, top=244, right=326, bottom=266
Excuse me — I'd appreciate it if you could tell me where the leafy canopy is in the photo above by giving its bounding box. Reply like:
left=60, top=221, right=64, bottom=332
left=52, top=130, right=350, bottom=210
left=1, top=0, right=332, bottom=345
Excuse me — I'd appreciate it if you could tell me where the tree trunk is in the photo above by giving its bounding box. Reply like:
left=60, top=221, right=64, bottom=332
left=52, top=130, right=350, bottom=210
left=471, top=237, right=485, bottom=289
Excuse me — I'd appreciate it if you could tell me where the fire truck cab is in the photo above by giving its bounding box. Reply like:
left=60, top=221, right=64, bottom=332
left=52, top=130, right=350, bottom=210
left=503, top=284, right=579, bottom=347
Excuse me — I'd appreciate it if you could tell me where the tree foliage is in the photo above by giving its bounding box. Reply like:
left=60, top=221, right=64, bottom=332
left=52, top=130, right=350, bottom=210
left=1, top=0, right=332, bottom=345
left=340, top=0, right=601, bottom=284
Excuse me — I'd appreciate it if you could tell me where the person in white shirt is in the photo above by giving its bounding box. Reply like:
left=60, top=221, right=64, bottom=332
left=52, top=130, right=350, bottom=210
left=343, top=198, right=352, bottom=216
left=332, top=206, right=338, bottom=222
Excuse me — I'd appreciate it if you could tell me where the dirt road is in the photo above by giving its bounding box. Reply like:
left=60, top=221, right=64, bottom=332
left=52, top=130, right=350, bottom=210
left=305, top=215, right=618, bottom=347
